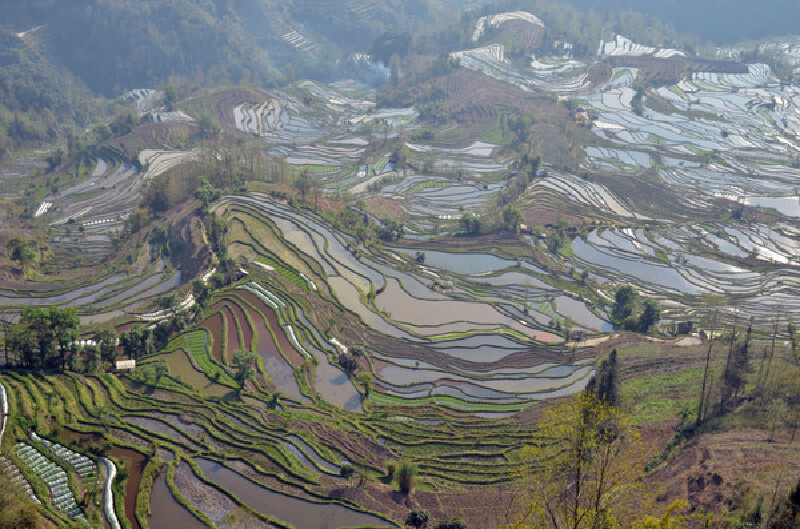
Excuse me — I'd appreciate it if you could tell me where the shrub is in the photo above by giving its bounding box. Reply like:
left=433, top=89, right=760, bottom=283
left=433, top=520, right=466, bottom=529
left=396, top=461, right=417, bottom=494
left=405, top=509, right=431, bottom=528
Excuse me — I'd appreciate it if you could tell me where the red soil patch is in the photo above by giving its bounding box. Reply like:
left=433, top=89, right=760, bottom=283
left=203, top=312, right=224, bottom=364
left=221, top=306, right=240, bottom=361
left=228, top=300, right=253, bottom=351
left=109, top=446, right=147, bottom=529
left=58, top=429, right=145, bottom=529
left=236, top=291, right=304, bottom=366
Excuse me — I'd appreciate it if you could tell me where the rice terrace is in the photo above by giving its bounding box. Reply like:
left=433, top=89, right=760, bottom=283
left=1, top=1, right=800, bottom=528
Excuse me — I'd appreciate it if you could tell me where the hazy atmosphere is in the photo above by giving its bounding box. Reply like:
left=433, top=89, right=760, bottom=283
left=1, top=1, right=800, bottom=528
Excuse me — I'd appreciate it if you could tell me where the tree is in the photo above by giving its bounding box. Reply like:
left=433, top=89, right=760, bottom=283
left=192, top=278, right=211, bottom=309
left=152, top=360, right=169, bottom=384
left=723, top=321, right=751, bottom=401
left=7, top=237, right=36, bottom=277
left=158, top=293, right=178, bottom=314
left=84, top=343, right=100, bottom=374
left=415, top=251, right=426, bottom=265
left=638, top=298, right=661, bottom=332
left=460, top=213, right=481, bottom=235
left=766, top=398, right=789, bottom=440
left=194, top=178, right=221, bottom=207
left=632, top=501, right=702, bottom=529
left=338, top=353, right=358, bottom=376
left=502, top=392, right=649, bottom=529
left=297, top=170, right=312, bottom=202
left=95, top=328, right=118, bottom=363
left=587, top=349, right=618, bottom=406
left=502, top=206, right=524, bottom=233
left=197, top=114, right=220, bottom=139
left=48, top=306, right=80, bottom=369
left=396, top=461, right=417, bottom=495
left=358, top=372, right=373, bottom=396
left=406, top=509, right=431, bottom=528
left=232, top=349, right=256, bottom=390
left=121, top=325, right=147, bottom=360
left=163, top=85, right=179, bottom=111
left=612, top=285, right=639, bottom=325
left=0, top=464, right=40, bottom=529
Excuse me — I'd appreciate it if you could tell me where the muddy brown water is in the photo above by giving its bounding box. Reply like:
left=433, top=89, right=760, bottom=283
left=203, top=312, right=225, bottom=364
left=149, top=471, right=207, bottom=529
left=194, top=457, right=393, bottom=529
left=229, top=300, right=254, bottom=351
left=58, top=429, right=145, bottom=529
left=109, top=446, right=146, bottom=529
left=247, top=305, right=304, bottom=400
left=222, top=307, right=240, bottom=361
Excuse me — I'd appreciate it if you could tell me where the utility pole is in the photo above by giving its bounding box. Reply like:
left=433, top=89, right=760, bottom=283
left=697, top=310, right=717, bottom=426
left=760, top=316, right=780, bottom=406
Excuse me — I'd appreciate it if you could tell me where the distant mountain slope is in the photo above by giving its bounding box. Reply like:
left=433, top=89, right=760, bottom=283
left=553, top=0, right=800, bottom=44
left=0, top=0, right=466, bottom=97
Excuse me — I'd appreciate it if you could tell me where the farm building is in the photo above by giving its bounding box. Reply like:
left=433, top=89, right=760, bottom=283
left=115, top=360, right=136, bottom=372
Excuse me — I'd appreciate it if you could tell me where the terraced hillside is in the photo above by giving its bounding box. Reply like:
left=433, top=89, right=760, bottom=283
left=3, top=4, right=800, bottom=528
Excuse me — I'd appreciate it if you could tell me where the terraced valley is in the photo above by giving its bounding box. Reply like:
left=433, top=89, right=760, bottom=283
left=2, top=3, right=800, bottom=529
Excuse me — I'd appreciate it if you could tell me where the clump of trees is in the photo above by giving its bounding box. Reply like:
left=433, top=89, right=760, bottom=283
left=612, top=285, right=660, bottom=333
left=502, top=392, right=650, bottom=529
left=460, top=213, right=482, bottom=235
left=232, top=348, right=256, bottom=395
left=6, top=237, right=37, bottom=277
left=5, top=306, right=80, bottom=369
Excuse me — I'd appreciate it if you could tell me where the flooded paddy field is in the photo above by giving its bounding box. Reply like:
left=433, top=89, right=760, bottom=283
left=214, top=193, right=598, bottom=411
left=8, top=13, right=800, bottom=529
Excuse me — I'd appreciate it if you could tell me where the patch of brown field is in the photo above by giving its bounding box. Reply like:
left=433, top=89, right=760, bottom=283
left=159, top=348, right=234, bottom=398
left=235, top=290, right=305, bottom=366
left=649, top=428, right=800, bottom=515
left=362, top=197, right=405, bottom=221
left=202, top=312, right=224, bottom=364
left=498, top=19, right=545, bottom=49
left=227, top=299, right=253, bottom=351
left=104, top=122, right=202, bottom=161
left=521, top=200, right=593, bottom=228
left=221, top=306, right=240, bottom=362
left=605, top=55, right=747, bottom=85
left=205, top=86, right=272, bottom=131
left=320, top=480, right=517, bottom=529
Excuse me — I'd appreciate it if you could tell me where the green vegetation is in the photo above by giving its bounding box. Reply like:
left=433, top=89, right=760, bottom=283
left=0, top=465, right=40, bottom=529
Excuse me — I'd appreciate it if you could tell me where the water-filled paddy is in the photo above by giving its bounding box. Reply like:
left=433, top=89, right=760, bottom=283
left=194, top=458, right=392, bottom=529
left=149, top=472, right=207, bottom=529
